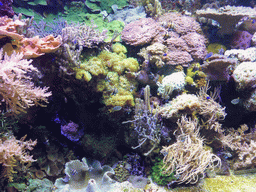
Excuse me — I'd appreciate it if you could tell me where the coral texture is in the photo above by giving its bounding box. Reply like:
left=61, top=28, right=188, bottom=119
left=196, top=5, right=256, bottom=35
left=232, top=61, right=256, bottom=90
left=54, top=157, right=116, bottom=192
left=0, top=49, right=52, bottom=115
left=161, top=116, right=221, bottom=184
left=230, top=30, right=252, bottom=49
left=121, top=18, right=161, bottom=46
left=136, top=12, right=207, bottom=67
left=202, top=54, right=238, bottom=81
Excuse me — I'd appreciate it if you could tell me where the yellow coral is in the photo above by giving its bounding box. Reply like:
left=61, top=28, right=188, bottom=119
left=104, top=93, right=135, bottom=107
left=207, top=43, right=226, bottom=54
left=74, top=43, right=139, bottom=111
left=75, top=69, right=92, bottom=82
left=112, top=43, right=127, bottom=54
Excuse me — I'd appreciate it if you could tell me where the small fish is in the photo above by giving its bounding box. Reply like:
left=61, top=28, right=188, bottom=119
left=111, top=88, right=118, bottom=95
left=163, top=53, right=167, bottom=56
left=0, top=1, right=3, bottom=6
left=105, top=75, right=111, bottom=82
left=112, top=106, right=122, bottom=112
left=205, top=52, right=213, bottom=60
left=218, top=48, right=225, bottom=55
left=231, top=97, right=240, bottom=105
left=252, top=19, right=255, bottom=24
left=206, top=96, right=211, bottom=100
left=73, top=39, right=77, bottom=44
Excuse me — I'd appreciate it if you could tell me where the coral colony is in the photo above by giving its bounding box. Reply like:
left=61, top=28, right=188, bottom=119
left=2, top=0, right=256, bottom=191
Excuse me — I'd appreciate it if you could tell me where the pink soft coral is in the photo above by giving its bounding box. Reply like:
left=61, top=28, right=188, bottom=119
left=0, top=49, right=52, bottom=115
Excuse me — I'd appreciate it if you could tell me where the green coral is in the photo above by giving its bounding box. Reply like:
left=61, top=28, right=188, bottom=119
left=151, top=157, right=176, bottom=186
left=85, top=0, right=129, bottom=13
left=113, top=161, right=130, bottom=182
left=207, top=43, right=226, bottom=54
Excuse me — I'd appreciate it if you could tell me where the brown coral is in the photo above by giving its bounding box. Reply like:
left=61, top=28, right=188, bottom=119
left=202, top=54, right=238, bottom=81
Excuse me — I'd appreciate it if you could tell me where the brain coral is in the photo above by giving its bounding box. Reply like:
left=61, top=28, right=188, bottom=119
left=232, top=62, right=256, bottom=90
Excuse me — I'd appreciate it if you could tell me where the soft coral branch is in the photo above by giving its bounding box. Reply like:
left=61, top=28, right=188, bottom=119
left=0, top=49, right=51, bottom=115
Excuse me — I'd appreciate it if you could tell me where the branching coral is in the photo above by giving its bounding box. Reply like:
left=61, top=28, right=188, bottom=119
left=161, top=116, right=221, bottom=184
left=123, top=85, right=162, bottom=156
left=0, top=135, right=37, bottom=182
left=0, top=49, right=52, bottom=115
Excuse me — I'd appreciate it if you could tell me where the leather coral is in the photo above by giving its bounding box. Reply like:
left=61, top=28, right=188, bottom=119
left=0, top=49, right=52, bottom=115
left=0, top=16, right=62, bottom=59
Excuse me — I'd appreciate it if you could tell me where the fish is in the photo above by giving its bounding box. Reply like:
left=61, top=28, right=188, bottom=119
left=112, top=106, right=122, bottom=112
left=205, top=52, right=213, bottom=60
left=231, top=97, right=240, bottom=105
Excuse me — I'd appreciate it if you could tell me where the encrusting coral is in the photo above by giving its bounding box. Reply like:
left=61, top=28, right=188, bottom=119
left=0, top=49, right=52, bottom=115
left=196, top=5, right=256, bottom=35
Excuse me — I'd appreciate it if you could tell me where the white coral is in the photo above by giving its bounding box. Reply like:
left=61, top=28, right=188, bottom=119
left=157, top=71, right=186, bottom=99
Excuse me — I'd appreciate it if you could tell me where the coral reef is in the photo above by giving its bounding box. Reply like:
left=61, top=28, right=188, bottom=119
left=61, top=121, right=84, bottom=142
left=232, top=61, right=256, bottom=91
left=230, top=30, right=253, bottom=49
left=157, top=71, right=186, bottom=99
left=74, top=43, right=139, bottom=110
left=225, top=47, right=256, bottom=62
left=159, top=93, right=200, bottom=120
left=0, top=0, right=14, bottom=17
left=0, top=16, right=62, bottom=59
left=123, top=85, right=162, bottom=156
left=142, top=0, right=164, bottom=17
left=107, top=6, right=146, bottom=24
left=133, top=12, right=207, bottom=67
